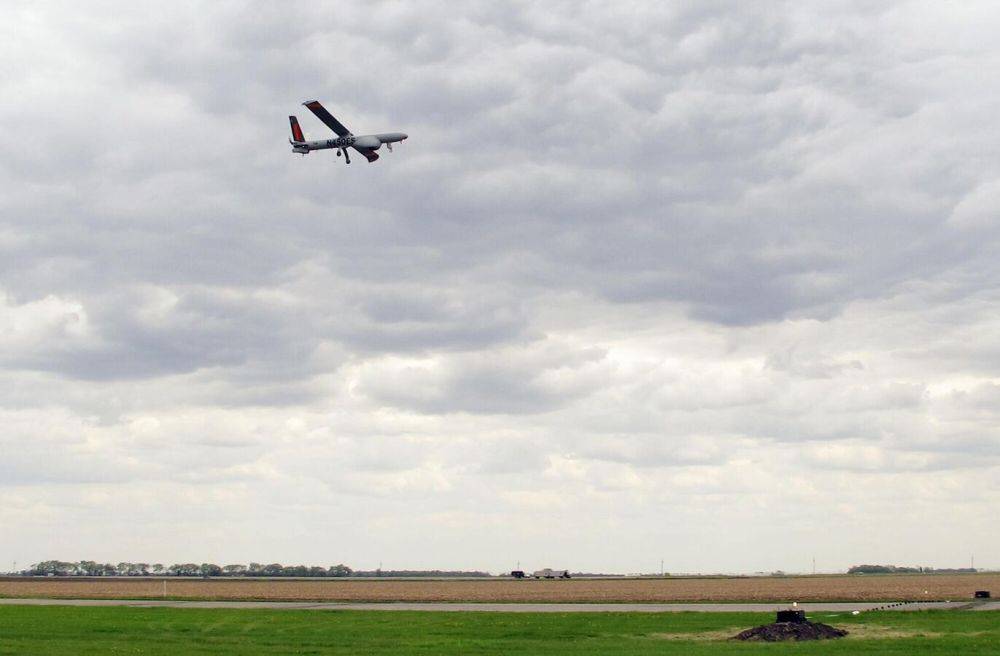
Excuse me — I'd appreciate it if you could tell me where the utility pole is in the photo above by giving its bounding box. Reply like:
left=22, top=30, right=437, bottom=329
left=812, top=556, right=816, bottom=575
left=660, top=559, right=664, bottom=576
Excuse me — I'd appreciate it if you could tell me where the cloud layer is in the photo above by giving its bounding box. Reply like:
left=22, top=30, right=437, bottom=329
left=1, top=1, right=999, bottom=572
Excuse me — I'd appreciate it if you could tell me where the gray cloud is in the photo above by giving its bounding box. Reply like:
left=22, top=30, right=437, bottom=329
left=356, top=341, right=609, bottom=415
left=2, top=1, right=1000, bottom=572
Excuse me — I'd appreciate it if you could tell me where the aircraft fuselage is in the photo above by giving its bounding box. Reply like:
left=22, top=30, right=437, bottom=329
left=292, top=133, right=408, bottom=154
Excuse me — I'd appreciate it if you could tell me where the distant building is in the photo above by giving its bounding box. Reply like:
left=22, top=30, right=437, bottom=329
left=532, top=568, right=571, bottom=579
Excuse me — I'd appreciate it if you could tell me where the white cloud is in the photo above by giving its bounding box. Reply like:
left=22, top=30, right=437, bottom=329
left=1, top=0, right=1000, bottom=572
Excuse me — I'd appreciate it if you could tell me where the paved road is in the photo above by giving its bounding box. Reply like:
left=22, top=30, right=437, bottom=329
left=0, top=598, right=983, bottom=612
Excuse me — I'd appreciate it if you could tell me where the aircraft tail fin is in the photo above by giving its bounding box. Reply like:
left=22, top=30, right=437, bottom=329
left=289, top=115, right=305, bottom=142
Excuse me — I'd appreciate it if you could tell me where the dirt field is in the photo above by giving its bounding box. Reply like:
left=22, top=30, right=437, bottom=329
left=0, top=574, right=996, bottom=603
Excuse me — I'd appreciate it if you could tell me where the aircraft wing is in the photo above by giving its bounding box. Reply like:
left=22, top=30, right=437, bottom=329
left=302, top=100, right=352, bottom=137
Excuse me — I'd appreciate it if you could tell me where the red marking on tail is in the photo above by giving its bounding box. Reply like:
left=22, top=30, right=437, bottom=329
left=289, top=116, right=305, bottom=142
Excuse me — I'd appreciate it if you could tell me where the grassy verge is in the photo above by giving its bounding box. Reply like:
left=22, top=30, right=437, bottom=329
left=0, top=606, right=997, bottom=655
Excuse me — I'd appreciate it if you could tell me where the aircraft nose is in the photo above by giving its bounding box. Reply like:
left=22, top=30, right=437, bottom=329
left=402, top=134, right=408, bottom=140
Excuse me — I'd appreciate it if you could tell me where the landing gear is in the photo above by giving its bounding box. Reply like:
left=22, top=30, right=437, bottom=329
left=386, top=142, right=393, bottom=152
left=336, top=148, right=351, bottom=164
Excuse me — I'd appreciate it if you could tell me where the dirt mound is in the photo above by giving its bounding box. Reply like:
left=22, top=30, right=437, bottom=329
left=733, top=621, right=848, bottom=642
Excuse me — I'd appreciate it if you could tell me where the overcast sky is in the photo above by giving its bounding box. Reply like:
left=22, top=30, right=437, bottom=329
left=2, top=1, right=999, bottom=574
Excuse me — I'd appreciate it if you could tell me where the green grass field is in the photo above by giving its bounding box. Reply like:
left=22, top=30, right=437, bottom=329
left=0, top=606, right=997, bottom=655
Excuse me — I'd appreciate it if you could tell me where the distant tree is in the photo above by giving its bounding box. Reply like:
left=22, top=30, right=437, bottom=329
left=849, top=565, right=888, bottom=574
left=32, top=561, right=76, bottom=576
left=247, top=563, right=263, bottom=576
left=262, top=563, right=284, bottom=577
left=152, top=564, right=164, bottom=575
left=199, top=563, right=223, bottom=577
left=168, top=563, right=200, bottom=576
left=222, top=564, right=247, bottom=576
left=308, top=566, right=327, bottom=577
left=328, top=564, right=352, bottom=577
left=81, top=561, right=107, bottom=576
left=29, top=561, right=55, bottom=576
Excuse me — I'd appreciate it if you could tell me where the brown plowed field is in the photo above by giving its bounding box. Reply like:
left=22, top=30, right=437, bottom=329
left=0, top=574, right=996, bottom=603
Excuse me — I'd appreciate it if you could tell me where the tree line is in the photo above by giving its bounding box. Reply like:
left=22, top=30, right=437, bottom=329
left=848, top=564, right=977, bottom=574
left=23, top=561, right=491, bottom=578
left=26, top=561, right=353, bottom=577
